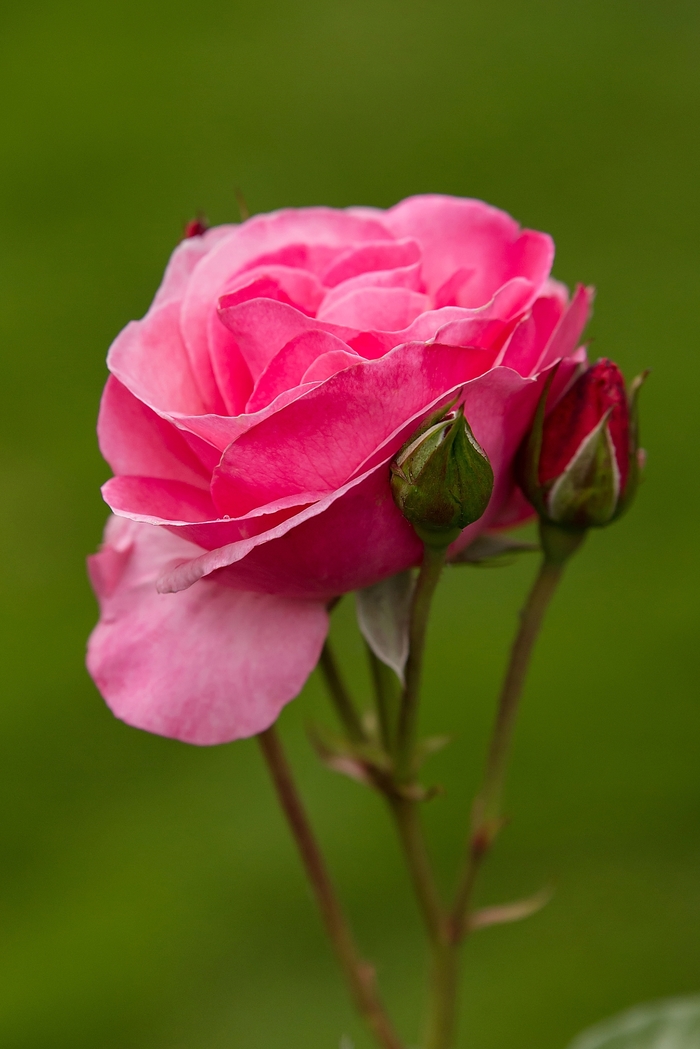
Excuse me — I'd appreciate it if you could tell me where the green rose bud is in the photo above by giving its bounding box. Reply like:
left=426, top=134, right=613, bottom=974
left=390, top=406, right=494, bottom=549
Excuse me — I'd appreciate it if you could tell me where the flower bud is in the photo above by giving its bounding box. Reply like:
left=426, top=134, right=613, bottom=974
left=391, top=406, right=494, bottom=548
left=517, top=358, right=647, bottom=536
left=183, top=215, right=209, bottom=239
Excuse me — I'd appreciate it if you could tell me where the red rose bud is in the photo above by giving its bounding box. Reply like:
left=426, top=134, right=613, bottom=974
left=518, top=358, right=648, bottom=535
left=182, top=215, right=209, bottom=239
left=391, top=406, right=494, bottom=549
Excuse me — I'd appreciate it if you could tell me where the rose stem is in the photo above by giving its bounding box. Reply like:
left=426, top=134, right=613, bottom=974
left=449, top=552, right=567, bottom=942
left=258, top=724, right=404, bottom=1049
left=395, top=546, right=446, bottom=781
left=319, top=639, right=367, bottom=743
left=375, top=545, right=456, bottom=1049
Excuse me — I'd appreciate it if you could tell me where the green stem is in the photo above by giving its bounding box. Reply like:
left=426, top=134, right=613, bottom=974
left=395, top=546, right=446, bottom=780
left=450, top=551, right=567, bottom=940
left=388, top=797, right=457, bottom=1049
left=319, top=640, right=367, bottom=743
left=258, top=725, right=404, bottom=1049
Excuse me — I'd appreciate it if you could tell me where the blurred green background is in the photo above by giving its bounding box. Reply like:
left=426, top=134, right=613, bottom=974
left=1, top=1, right=699, bottom=1047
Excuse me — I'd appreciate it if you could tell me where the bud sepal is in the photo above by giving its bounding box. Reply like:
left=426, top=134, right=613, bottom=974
left=390, top=405, right=494, bottom=549
left=516, top=359, right=647, bottom=541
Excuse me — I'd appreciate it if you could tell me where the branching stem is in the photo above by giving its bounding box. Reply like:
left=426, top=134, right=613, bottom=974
left=258, top=725, right=404, bottom=1049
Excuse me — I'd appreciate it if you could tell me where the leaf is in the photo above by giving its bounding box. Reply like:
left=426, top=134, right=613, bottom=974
left=356, top=571, right=415, bottom=684
left=449, top=532, right=539, bottom=566
left=468, top=885, right=552, bottom=931
left=566, top=997, right=700, bottom=1049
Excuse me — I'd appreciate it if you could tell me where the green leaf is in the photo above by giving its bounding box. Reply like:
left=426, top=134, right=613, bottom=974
left=566, top=997, right=700, bottom=1049
left=355, top=571, right=415, bottom=683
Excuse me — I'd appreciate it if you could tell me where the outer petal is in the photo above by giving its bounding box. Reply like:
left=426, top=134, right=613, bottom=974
left=98, top=377, right=212, bottom=488
left=385, top=195, right=554, bottom=307
left=107, top=299, right=208, bottom=416
left=87, top=517, right=328, bottom=745
left=151, top=225, right=238, bottom=309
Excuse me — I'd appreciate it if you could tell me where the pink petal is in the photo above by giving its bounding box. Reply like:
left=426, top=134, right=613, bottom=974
left=162, top=365, right=540, bottom=597
left=180, top=209, right=393, bottom=408
left=537, top=283, right=594, bottom=370
left=245, top=329, right=353, bottom=413
left=497, top=293, right=567, bottom=376
left=217, top=298, right=357, bottom=381
left=152, top=225, right=237, bottom=309
left=219, top=265, right=326, bottom=315
left=319, top=260, right=424, bottom=313
left=87, top=517, right=328, bottom=744
left=316, top=286, right=430, bottom=329
left=103, top=476, right=218, bottom=523
left=98, top=377, right=212, bottom=488
left=385, top=195, right=554, bottom=306
left=322, top=238, right=421, bottom=286
left=107, top=299, right=208, bottom=416
left=301, top=349, right=362, bottom=384
left=211, top=342, right=496, bottom=517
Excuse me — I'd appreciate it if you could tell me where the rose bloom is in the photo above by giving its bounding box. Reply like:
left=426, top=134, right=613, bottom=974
left=88, top=195, right=591, bottom=744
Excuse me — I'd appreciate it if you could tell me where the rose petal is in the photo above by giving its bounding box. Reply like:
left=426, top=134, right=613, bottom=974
left=107, top=299, right=208, bottom=416
left=98, top=377, right=212, bottom=488
left=152, top=225, right=237, bottom=309
left=497, top=293, right=568, bottom=376
left=180, top=208, right=394, bottom=407
left=162, top=365, right=541, bottom=597
left=245, top=329, right=354, bottom=413
left=385, top=195, right=554, bottom=306
left=219, top=265, right=326, bottom=315
left=537, top=283, right=594, bottom=369
left=316, top=286, right=430, bottom=329
left=103, top=476, right=218, bottom=523
left=321, top=238, right=421, bottom=286
left=87, top=517, right=328, bottom=744
left=211, top=341, right=496, bottom=517
left=217, top=298, right=357, bottom=381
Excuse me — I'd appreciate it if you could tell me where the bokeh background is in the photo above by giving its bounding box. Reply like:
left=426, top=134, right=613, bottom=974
left=1, top=1, right=699, bottom=1047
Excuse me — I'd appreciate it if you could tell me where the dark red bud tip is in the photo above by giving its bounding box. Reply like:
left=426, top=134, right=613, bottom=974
left=182, top=216, right=209, bottom=239
left=539, top=359, right=630, bottom=492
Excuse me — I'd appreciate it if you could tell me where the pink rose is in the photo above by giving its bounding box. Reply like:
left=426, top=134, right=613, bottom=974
left=88, top=195, right=592, bottom=744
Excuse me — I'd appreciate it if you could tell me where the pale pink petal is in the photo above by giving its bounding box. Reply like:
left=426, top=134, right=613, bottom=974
left=211, top=342, right=496, bottom=517
left=98, top=377, right=212, bottom=488
left=317, top=287, right=430, bottom=329
left=322, top=239, right=421, bottom=287
left=107, top=299, right=208, bottom=416
left=385, top=195, right=554, bottom=306
left=87, top=518, right=328, bottom=745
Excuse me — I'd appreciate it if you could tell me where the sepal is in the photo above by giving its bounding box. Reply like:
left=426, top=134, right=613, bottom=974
left=391, top=405, right=494, bottom=549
